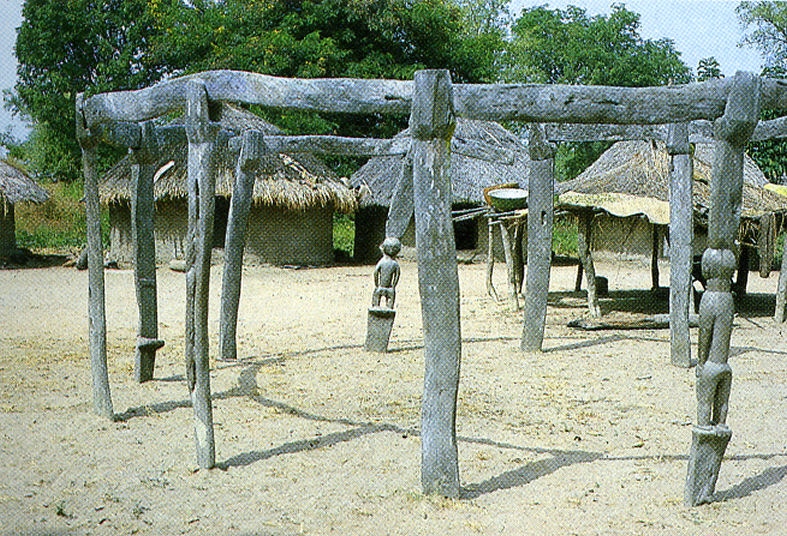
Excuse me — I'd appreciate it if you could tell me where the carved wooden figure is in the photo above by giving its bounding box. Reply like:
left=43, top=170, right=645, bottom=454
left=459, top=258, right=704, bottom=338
left=685, top=71, right=761, bottom=507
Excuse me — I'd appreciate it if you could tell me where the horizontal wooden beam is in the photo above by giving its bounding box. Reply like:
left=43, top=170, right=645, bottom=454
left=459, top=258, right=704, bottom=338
left=81, top=71, right=413, bottom=127
left=544, top=116, right=787, bottom=143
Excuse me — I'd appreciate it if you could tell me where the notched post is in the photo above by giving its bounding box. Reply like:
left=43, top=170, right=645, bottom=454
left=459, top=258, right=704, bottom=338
left=132, top=121, right=165, bottom=382
left=185, top=80, right=220, bottom=470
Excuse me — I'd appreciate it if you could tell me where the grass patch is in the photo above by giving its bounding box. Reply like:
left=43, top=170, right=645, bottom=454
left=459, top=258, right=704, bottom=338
left=14, top=180, right=109, bottom=254
left=553, top=214, right=578, bottom=258
left=333, top=212, right=355, bottom=257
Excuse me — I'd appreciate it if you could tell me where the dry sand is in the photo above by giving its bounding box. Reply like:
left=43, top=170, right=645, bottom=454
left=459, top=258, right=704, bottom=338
left=0, top=256, right=785, bottom=535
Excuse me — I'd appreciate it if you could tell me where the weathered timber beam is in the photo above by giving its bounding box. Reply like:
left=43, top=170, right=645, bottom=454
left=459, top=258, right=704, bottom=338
left=544, top=115, right=787, bottom=143
left=82, top=70, right=413, bottom=126
left=225, top=133, right=518, bottom=164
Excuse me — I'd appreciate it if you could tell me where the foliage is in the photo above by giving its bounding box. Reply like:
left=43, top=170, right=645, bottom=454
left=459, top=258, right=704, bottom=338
left=552, top=215, right=578, bottom=258
left=15, top=180, right=109, bottom=252
left=738, top=1, right=787, bottom=74
left=738, top=2, right=787, bottom=183
left=697, top=57, right=723, bottom=82
left=333, top=212, right=355, bottom=258
left=9, top=0, right=184, bottom=181
left=8, top=0, right=508, bottom=181
left=505, top=4, right=691, bottom=181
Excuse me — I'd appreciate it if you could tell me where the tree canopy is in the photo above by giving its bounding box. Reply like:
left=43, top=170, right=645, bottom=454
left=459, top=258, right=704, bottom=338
left=7, top=0, right=699, bottom=183
left=738, top=1, right=787, bottom=183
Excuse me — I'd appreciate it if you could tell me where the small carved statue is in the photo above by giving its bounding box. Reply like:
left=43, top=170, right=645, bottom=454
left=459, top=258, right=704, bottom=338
left=695, top=248, right=736, bottom=429
left=372, top=237, right=401, bottom=309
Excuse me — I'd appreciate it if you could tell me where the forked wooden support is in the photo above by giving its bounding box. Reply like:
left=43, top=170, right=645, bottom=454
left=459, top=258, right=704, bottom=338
left=185, top=81, right=220, bottom=470
left=219, top=130, right=264, bottom=362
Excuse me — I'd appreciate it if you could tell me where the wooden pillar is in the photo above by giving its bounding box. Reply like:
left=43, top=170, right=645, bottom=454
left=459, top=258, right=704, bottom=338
left=668, top=122, right=693, bottom=368
left=131, top=121, right=164, bottom=382
left=76, top=94, right=113, bottom=420
left=651, top=225, right=661, bottom=290
left=185, top=81, right=220, bottom=469
left=522, top=124, right=556, bottom=351
left=576, top=210, right=601, bottom=318
left=499, top=221, right=520, bottom=309
left=411, top=69, right=461, bottom=498
left=219, top=130, right=263, bottom=361
left=686, top=71, right=760, bottom=507
left=774, top=232, right=787, bottom=323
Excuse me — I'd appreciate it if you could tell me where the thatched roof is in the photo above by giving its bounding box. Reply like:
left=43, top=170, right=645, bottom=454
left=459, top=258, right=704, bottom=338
left=351, top=118, right=530, bottom=207
left=99, top=103, right=356, bottom=213
left=558, top=140, right=787, bottom=225
left=0, top=160, right=49, bottom=205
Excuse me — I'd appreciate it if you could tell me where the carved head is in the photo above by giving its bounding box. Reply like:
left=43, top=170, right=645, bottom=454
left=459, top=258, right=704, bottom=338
left=701, top=248, right=737, bottom=281
left=380, top=237, right=402, bottom=258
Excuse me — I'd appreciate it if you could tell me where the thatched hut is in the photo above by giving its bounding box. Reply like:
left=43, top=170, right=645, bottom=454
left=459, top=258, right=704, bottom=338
left=558, top=140, right=787, bottom=288
left=0, top=159, right=49, bottom=258
left=100, top=104, right=356, bottom=267
left=351, top=118, right=530, bottom=262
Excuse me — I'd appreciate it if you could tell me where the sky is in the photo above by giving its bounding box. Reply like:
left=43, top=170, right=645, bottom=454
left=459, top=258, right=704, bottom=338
left=0, top=0, right=768, bottom=144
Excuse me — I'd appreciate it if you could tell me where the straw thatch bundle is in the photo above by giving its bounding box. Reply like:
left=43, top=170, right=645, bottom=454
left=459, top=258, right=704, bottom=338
left=0, top=160, right=49, bottom=205
left=99, top=103, right=356, bottom=214
left=351, top=118, right=530, bottom=207
left=558, top=140, right=787, bottom=225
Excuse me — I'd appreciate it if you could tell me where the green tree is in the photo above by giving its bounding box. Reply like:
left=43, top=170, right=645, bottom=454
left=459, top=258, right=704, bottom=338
left=9, top=0, right=184, bottom=181
left=8, top=0, right=507, bottom=179
left=697, top=56, right=723, bottom=81
left=738, top=1, right=787, bottom=182
left=738, top=1, right=787, bottom=76
left=505, top=4, right=691, bottom=180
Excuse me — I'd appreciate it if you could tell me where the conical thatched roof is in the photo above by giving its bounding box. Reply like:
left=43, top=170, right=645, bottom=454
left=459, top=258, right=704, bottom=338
left=0, top=160, right=49, bottom=205
left=558, top=140, right=787, bottom=225
left=99, top=103, right=356, bottom=213
left=351, top=118, right=530, bottom=207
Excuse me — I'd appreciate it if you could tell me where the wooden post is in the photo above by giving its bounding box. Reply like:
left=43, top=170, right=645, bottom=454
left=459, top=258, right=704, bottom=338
left=667, top=122, right=693, bottom=368
left=651, top=225, right=661, bottom=290
left=76, top=94, right=113, bottom=420
left=486, top=218, right=498, bottom=301
left=576, top=210, right=601, bottom=318
left=499, top=221, right=520, bottom=309
left=219, top=130, right=264, bottom=361
left=686, top=71, right=760, bottom=507
left=522, top=124, right=556, bottom=350
left=131, top=121, right=164, bottom=382
left=774, top=232, right=787, bottom=323
left=411, top=70, right=461, bottom=498
left=185, top=81, right=220, bottom=469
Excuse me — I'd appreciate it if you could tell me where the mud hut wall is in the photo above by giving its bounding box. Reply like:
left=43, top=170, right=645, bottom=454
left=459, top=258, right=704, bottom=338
left=590, top=214, right=666, bottom=261
left=108, top=200, right=188, bottom=266
left=244, top=204, right=334, bottom=266
left=1, top=200, right=16, bottom=256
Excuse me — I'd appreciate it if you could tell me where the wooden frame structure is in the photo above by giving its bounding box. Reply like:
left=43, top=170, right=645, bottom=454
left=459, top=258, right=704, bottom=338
left=77, top=69, right=787, bottom=501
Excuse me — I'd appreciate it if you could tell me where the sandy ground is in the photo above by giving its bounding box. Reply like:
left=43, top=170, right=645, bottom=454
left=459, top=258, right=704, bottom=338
left=0, top=255, right=785, bottom=535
